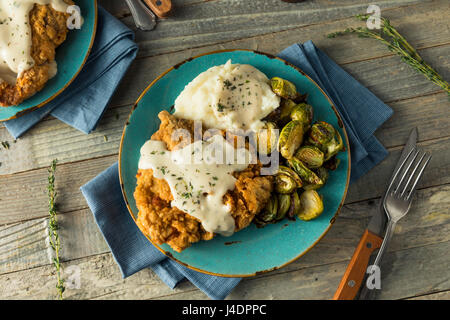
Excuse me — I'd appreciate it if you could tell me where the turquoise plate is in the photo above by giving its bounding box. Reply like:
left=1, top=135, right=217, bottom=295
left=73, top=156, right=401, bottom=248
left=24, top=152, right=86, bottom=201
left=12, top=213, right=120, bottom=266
left=119, top=50, right=351, bottom=277
left=0, top=0, right=97, bottom=121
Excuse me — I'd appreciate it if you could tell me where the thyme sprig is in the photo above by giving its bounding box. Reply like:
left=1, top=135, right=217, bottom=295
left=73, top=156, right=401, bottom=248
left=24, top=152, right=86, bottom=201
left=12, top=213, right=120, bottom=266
left=47, top=159, right=65, bottom=300
left=328, top=14, right=450, bottom=96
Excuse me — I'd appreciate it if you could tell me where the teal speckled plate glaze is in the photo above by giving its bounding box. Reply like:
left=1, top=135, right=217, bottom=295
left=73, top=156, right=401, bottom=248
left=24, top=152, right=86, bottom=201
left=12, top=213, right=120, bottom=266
left=0, top=0, right=97, bottom=121
left=119, top=50, right=351, bottom=277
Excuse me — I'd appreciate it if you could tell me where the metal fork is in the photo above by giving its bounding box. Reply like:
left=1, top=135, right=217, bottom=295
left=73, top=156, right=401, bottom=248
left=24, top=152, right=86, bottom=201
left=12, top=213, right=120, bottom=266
left=366, top=147, right=431, bottom=283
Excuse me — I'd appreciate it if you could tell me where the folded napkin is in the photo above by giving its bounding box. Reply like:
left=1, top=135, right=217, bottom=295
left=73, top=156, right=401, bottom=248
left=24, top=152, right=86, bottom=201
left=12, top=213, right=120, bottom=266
left=81, top=41, right=393, bottom=300
left=279, top=41, right=393, bottom=182
left=4, top=6, right=138, bottom=139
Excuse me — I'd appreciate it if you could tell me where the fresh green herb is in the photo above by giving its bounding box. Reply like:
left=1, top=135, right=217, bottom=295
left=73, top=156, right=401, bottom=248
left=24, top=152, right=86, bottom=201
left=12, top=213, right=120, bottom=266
left=328, top=14, right=449, bottom=96
left=217, top=103, right=226, bottom=112
left=46, top=159, right=65, bottom=300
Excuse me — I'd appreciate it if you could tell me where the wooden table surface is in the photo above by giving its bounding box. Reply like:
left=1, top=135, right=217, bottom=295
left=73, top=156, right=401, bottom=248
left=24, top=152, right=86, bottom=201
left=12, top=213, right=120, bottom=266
left=0, top=0, right=449, bottom=300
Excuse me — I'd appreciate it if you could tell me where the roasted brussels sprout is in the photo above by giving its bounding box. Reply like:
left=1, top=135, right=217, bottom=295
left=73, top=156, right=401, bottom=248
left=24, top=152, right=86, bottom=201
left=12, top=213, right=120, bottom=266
left=287, top=191, right=301, bottom=220
left=276, top=193, right=291, bottom=220
left=278, top=165, right=303, bottom=188
left=324, top=128, right=344, bottom=161
left=290, top=103, right=313, bottom=129
left=275, top=173, right=297, bottom=194
left=279, top=99, right=297, bottom=123
left=294, top=146, right=324, bottom=169
left=258, top=194, right=278, bottom=222
left=270, top=77, right=298, bottom=100
left=287, top=157, right=323, bottom=186
left=308, top=121, right=334, bottom=150
left=257, top=121, right=278, bottom=155
left=297, top=190, right=324, bottom=221
left=278, top=120, right=305, bottom=159
left=307, top=121, right=344, bottom=160
left=303, top=167, right=328, bottom=190
left=316, top=167, right=329, bottom=184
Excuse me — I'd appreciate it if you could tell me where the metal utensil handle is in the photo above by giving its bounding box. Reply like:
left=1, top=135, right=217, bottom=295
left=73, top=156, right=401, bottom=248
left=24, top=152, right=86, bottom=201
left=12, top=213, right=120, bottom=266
left=125, top=0, right=156, bottom=31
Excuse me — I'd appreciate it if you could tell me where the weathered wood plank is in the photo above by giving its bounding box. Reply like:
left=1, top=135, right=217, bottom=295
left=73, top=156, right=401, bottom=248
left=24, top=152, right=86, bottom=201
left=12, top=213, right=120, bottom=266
left=1, top=182, right=448, bottom=288
left=101, top=0, right=429, bottom=58
left=407, top=290, right=450, bottom=300
left=1, top=43, right=448, bottom=175
left=1, top=238, right=448, bottom=300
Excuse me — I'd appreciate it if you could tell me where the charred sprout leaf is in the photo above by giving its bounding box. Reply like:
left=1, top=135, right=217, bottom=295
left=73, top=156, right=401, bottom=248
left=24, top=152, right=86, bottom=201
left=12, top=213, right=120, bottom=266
left=323, top=156, right=341, bottom=171
left=279, top=99, right=297, bottom=124
left=290, top=103, right=313, bottom=129
left=324, top=128, right=344, bottom=161
left=278, top=120, right=305, bottom=159
left=278, top=165, right=303, bottom=188
left=308, top=121, right=344, bottom=160
left=276, top=193, right=291, bottom=220
left=315, top=167, right=329, bottom=184
left=257, top=121, right=278, bottom=155
left=295, top=145, right=324, bottom=169
left=292, top=92, right=308, bottom=104
left=287, top=157, right=323, bottom=186
left=259, top=194, right=278, bottom=222
left=287, top=191, right=301, bottom=220
left=271, top=77, right=298, bottom=100
left=308, top=121, right=334, bottom=151
left=275, top=173, right=297, bottom=194
left=297, top=190, right=324, bottom=221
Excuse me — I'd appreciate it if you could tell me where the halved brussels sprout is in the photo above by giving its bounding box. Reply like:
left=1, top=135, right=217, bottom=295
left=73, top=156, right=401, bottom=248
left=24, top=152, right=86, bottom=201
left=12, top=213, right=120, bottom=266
left=257, top=121, right=278, bottom=155
left=279, top=99, right=297, bottom=123
left=276, top=193, right=291, bottom=220
left=297, top=190, right=324, bottom=221
left=295, top=146, right=324, bottom=169
left=258, top=194, right=278, bottom=222
left=287, top=191, right=301, bottom=220
left=307, top=121, right=344, bottom=160
left=275, top=173, right=297, bottom=194
left=287, top=157, right=323, bottom=186
left=270, top=77, right=298, bottom=100
left=290, top=103, right=313, bottom=129
left=307, top=121, right=334, bottom=151
left=278, top=165, right=303, bottom=188
left=316, top=167, right=329, bottom=184
left=303, top=166, right=328, bottom=190
left=278, top=120, right=305, bottom=159
left=324, top=128, right=344, bottom=161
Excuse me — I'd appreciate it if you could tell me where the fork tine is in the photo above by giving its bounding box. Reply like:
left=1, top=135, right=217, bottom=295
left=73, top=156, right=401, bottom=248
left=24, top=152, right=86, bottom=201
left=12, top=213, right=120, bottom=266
left=392, top=149, right=420, bottom=193
left=405, top=153, right=432, bottom=200
left=386, top=147, right=416, bottom=194
left=400, top=151, right=426, bottom=197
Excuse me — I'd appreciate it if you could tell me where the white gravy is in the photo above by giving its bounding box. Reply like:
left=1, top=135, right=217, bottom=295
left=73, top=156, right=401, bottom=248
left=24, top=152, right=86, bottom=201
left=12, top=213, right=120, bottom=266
left=174, top=60, right=280, bottom=132
left=0, top=0, right=70, bottom=84
left=138, top=135, right=252, bottom=236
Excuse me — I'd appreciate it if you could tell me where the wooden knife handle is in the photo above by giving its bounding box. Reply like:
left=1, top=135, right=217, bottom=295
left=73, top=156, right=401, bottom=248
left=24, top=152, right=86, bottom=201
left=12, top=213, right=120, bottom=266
left=333, top=229, right=383, bottom=300
left=143, top=0, right=173, bottom=18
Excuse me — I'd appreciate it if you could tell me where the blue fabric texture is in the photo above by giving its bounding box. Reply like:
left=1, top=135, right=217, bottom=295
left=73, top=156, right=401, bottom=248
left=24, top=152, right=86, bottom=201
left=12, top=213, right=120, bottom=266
left=4, top=6, right=138, bottom=139
left=80, top=41, right=393, bottom=300
left=279, top=41, right=393, bottom=182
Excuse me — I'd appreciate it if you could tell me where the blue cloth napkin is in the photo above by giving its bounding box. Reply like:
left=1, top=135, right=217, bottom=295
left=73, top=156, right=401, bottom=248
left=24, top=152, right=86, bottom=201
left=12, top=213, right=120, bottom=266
left=279, top=41, right=393, bottom=182
left=4, top=6, right=138, bottom=139
left=80, top=41, right=393, bottom=300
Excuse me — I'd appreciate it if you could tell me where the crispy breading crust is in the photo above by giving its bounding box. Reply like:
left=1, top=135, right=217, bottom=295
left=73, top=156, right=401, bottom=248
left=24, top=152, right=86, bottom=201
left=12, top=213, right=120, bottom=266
left=0, top=2, right=73, bottom=107
left=135, top=111, right=273, bottom=252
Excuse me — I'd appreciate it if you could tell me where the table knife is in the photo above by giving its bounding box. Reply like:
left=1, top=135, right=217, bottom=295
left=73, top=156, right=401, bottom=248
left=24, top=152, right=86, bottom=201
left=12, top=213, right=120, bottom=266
left=333, top=128, right=418, bottom=300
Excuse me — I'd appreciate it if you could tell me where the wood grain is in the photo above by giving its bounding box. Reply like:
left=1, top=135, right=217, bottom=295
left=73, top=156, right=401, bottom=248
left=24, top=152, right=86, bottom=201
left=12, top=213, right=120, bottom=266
left=0, top=0, right=448, bottom=300
left=333, top=229, right=383, bottom=300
